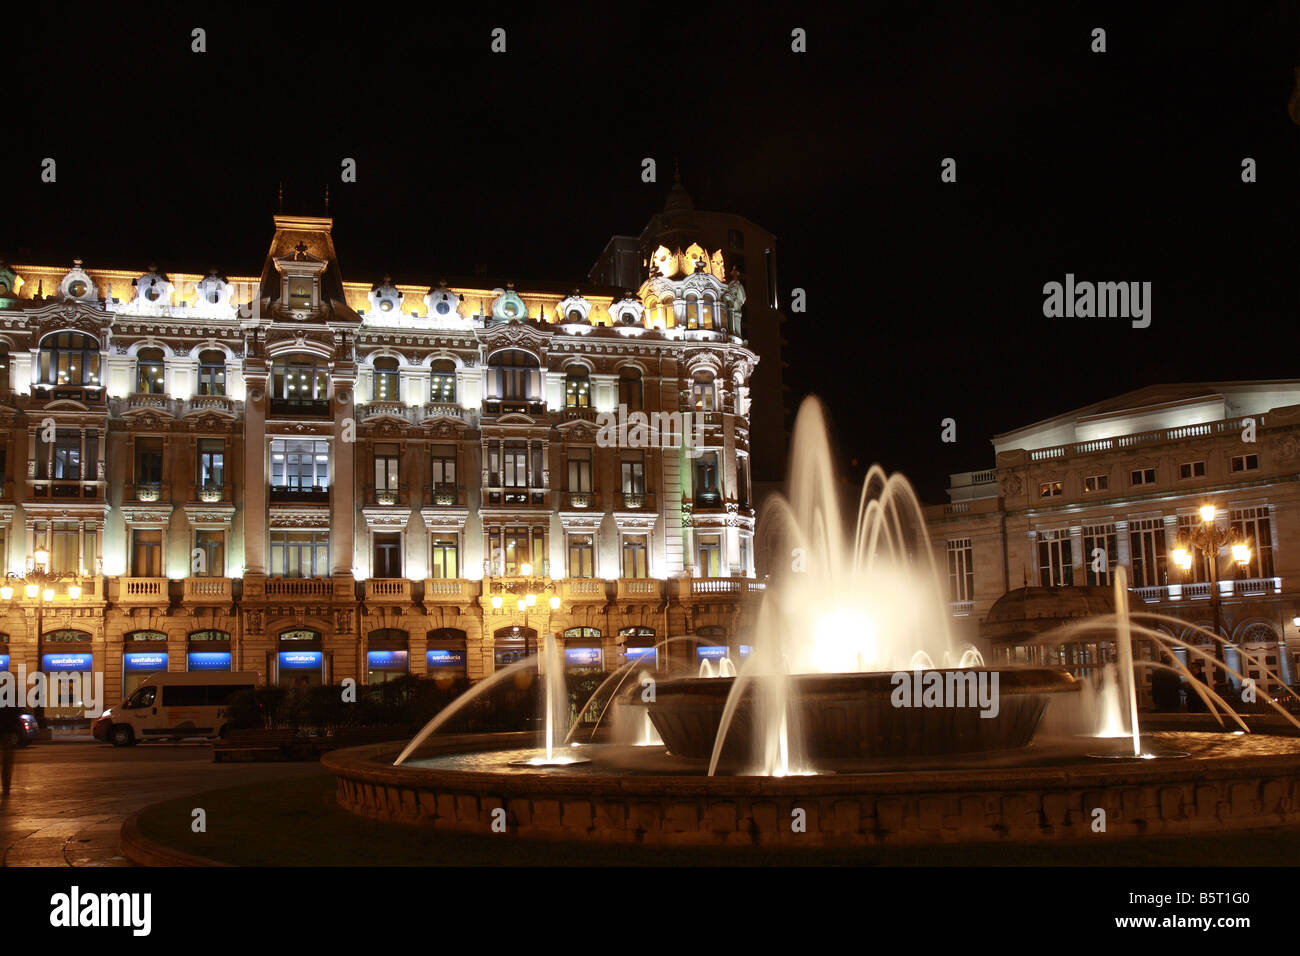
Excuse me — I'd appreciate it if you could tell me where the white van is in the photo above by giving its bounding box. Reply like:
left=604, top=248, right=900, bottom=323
left=93, top=671, right=260, bottom=747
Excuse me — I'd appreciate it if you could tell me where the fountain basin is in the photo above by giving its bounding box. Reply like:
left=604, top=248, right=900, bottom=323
left=642, top=667, right=1079, bottom=762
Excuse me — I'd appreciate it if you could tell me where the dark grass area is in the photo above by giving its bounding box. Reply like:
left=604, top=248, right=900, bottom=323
left=134, top=771, right=1300, bottom=866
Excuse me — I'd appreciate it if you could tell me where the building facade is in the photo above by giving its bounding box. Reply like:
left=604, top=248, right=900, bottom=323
left=0, top=214, right=767, bottom=715
left=926, top=382, right=1300, bottom=697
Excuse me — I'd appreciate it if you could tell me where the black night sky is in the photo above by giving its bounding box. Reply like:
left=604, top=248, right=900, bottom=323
left=5, top=1, right=1298, bottom=502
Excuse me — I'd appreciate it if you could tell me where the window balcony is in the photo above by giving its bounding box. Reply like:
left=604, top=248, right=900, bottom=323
left=675, top=578, right=766, bottom=600
left=558, top=578, right=608, bottom=604
left=562, top=491, right=601, bottom=510
left=196, top=483, right=231, bottom=504
left=361, top=401, right=410, bottom=422
left=32, top=385, right=105, bottom=405
left=483, top=400, right=547, bottom=417
left=366, top=484, right=406, bottom=507
left=269, top=484, right=330, bottom=504
left=31, top=479, right=104, bottom=500
left=950, top=600, right=974, bottom=617
left=562, top=407, right=597, bottom=423
left=264, top=577, right=333, bottom=598
left=485, top=487, right=547, bottom=507
left=422, top=578, right=480, bottom=605
left=182, top=577, right=234, bottom=605
left=364, top=578, right=411, bottom=604
left=420, top=403, right=464, bottom=421
left=616, top=578, right=663, bottom=603
left=186, top=395, right=236, bottom=416
left=269, top=398, right=331, bottom=417
left=128, top=482, right=167, bottom=503
left=425, top=484, right=465, bottom=507
left=116, top=576, right=170, bottom=606
left=1233, top=577, right=1281, bottom=597
left=616, top=491, right=656, bottom=511
left=686, top=492, right=724, bottom=511
left=126, top=392, right=172, bottom=411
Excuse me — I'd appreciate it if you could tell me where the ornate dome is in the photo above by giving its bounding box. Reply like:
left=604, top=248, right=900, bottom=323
left=986, top=586, right=1116, bottom=626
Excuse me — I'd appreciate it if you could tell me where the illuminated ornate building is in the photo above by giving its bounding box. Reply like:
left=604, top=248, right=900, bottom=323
left=0, top=214, right=768, bottom=713
left=926, top=382, right=1300, bottom=699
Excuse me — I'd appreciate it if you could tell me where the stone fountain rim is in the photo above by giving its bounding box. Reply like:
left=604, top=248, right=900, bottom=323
left=323, top=731, right=1300, bottom=800
left=641, top=666, right=1081, bottom=700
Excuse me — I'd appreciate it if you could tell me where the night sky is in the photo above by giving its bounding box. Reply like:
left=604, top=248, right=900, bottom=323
left=5, top=1, right=1297, bottom=502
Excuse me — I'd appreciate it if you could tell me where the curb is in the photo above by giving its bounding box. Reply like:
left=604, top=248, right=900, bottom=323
left=120, top=812, right=231, bottom=868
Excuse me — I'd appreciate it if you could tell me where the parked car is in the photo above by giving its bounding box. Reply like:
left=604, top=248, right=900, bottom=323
left=93, top=672, right=259, bottom=747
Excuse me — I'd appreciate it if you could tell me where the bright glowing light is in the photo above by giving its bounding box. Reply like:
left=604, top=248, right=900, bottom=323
left=520, top=563, right=532, bottom=577
left=24, top=584, right=38, bottom=598
left=516, top=598, right=527, bottom=612
left=1231, top=543, right=1251, bottom=566
left=490, top=595, right=503, bottom=610
left=0, top=586, right=11, bottom=600
left=34, top=548, right=49, bottom=568
left=549, top=595, right=561, bottom=611
left=1172, top=547, right=1192, bottom=571
left=810, top=608, right=878, bottom=673
left=42, top=588, right=54, bottom=602
left=1199, top=504, right=1216, bottom=523
left=525, top=593, right=537, bottom=607
left=67, top=585, right=81, bottom=599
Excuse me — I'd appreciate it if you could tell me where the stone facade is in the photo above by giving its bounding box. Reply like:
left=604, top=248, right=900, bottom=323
left=0, top=215, right=767, bottom=711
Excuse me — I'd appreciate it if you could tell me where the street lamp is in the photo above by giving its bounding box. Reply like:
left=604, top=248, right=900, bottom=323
left=1172, top=504, right=1252, bottom=682
left=2, top=561, right=83, bottom=656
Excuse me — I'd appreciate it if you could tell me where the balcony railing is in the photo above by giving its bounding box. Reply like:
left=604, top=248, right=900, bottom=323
left=269, top=484, right=330, bottom=504
left=1134, top=577, right=1282, bottom=604
left=559, top=578, right=608, bottom=603
left=186, top=395, right=236, bottom=415
left=362, top=401, right=408, bottom=421
left=196, top=483, right=231, bottom=504
left=686, top=492, right=724, bottom=511
left=951, top=600, right=974, bottom=616
left=1027, top=414, right=1264, bottom=463
left=483, top=400, right=547, bottom=417
left=32, top=385, right=105, bottom=404
left=676, top=578, right=766, bottom=598
left=128, top=482, right=166, bottom=503
left=183, top=577, right=233, bottom=603
left=268, top=398, right=331, bottom=417
left=364, top=578, right=411, bottom=603
left=421, top=403, right=464, bottom=420
left=562, top=491, right=600, bottom=510
left=117, top=577, right=170, bottom=604
left=485, top=486, right=546, bottom=506
left=616, top=578, right=663, bottom=602
left=127, top=392, right=171, bottom=410
left=31, top=479, right=104, bottom=499
left=563, top=407, right=598, bottom=422
left=616, top=491, right=656, bottom=511
left=423, top=578, right=480, bottom=603
left=264, top=577, right=333, bottom=597
left=425, top=484, right=465, bottom=507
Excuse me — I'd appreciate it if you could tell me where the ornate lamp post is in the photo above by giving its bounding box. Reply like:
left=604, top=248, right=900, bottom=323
left=2, top=549, right=82, bottom=664
left=1172, top=504, right=1252, bottom=680
left=486, top=563, right=563, bottom=657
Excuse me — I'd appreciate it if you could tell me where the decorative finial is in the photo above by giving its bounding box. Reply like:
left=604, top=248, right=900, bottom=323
left=325, top=184, right=330, bottom=212
left=278, top=182, right=284, bottom=213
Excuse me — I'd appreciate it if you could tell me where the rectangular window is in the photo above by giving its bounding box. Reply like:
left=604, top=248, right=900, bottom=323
left=947, top=538, right=974, bottom=601
left=502, top=527, right=533, bottom=574
left=694, top=452, right=720, bottom=504
left=134, top=438, right=163, bottom=485
left=430, top=444, right=457, bottom=488
left=503, top=442, right=528, bottom=488
left=621, top=455, right=645, bottom=494
left=132, top=530, right=163, bottom=577
left=1130, top=468, right=1156, bottom=487
left=194, top=530, right=224, bottom=577
left=1039, top=481, right=1063, bottom=498
left=374, top=443, right=399, bottom=492
left=54, top=430, right=83, bottom=480
left=270, top=440, right=330, bottom=488
left=373, top=532, right=402, bottom=578
left=269, top=531, right=329, bottom=578
left=1230, top=506, right=1274, bottom=578
left=1037, top=529, right=1073, bottom=588
left=430, top=535, right=459, bottom=579
left=692, top=380, right=715, bottom=413
left=568, top=534, right=595, bottom=578
left=197, top=439, right=224, bottom=489
left=49, top=521, right=81, bottom=575
left=737, top=456, right=750, bottom=508
left=739, top=536, right=750, bottom=576
left=1083, top=474, right=1108, bottom=493
left=1178, top=460, right=1206, bottom=480
left=1129, top=518, right=1168, bottom=588
left=622, top=535, right=648, bottom=578
left=1082, top=523, right=1118, bottom=587
left=1230, top=454, right=1259, bottom=473
left=697, top=534, right=722, bottom=577
left=567, top=448, right=592, bottom=493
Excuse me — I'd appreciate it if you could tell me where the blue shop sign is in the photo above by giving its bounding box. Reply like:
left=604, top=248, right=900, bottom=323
left=367, top=650, right=409, bottom=670
left=565, top=647, right=602, bottom=668
left=123, top=652, right=169, bottom=673
left=279, top=651, right=323, bottom=670
left=0, top=654, right=8, bottom=671
left=187, top=651, right=232, bottom=672
left=426, top=649, right=466, bottom=668
left=42, top=653, right=93, bottom=671
left=696, top=645, right=728, bottom=660
left=624, top=646, right=656, bottom=661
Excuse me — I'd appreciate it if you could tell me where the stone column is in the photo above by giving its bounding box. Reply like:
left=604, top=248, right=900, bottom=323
left=242, top=362, right=269, bottom=576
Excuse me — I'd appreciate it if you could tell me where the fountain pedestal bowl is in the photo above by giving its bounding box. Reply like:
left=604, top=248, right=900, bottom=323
left=643, top=667, right=1079, bottom=762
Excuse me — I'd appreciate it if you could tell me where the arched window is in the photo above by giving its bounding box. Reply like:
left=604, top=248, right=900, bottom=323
left=488, top=350, right=540, bottom=402
left=618, top=367, right=643, bottom=412
left=188, top=629, right=230, bottom=642
left=39, top=332, right=101, bottom=387
left=430, top=359, right=456, bottom=404
left=135, top=347, right=166, bottom=394
left=564, top=626, right=602, bottom=641
left=271, top=354, right=329, bottom=404
left=685, top=293, right=699, bottom=328
left=700, top=294, right=715, bottom=330
left=691, top=371, right=715, bottom=412
left=197, top=349, right=226, bottom=396
left=565, top=365, right=590, bottom=408
left=373, top=356, right=399, bottom=402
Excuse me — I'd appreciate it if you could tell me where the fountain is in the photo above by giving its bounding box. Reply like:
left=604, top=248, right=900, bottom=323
left=327, top=397, right=1300, bottom=849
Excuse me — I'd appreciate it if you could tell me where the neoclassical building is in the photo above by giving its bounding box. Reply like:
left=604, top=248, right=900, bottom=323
left=926, top=381, right=1300, bottom=697
left=0, top=214, right=767, bottom=715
